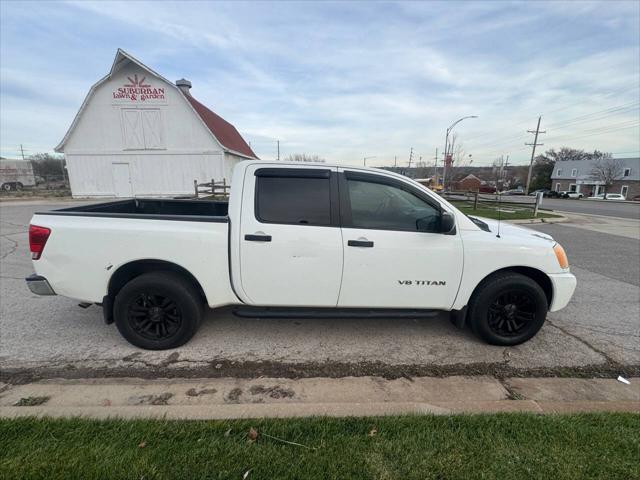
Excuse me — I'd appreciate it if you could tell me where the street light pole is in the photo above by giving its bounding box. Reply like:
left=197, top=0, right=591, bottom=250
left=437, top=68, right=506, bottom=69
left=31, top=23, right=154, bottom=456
left=442, top=115, right=478, bottom=190
left=363, top=156, right=376, bottom=166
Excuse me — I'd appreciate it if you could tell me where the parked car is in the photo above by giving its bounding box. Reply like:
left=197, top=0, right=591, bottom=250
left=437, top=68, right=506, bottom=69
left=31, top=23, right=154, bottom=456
left=26, top=161, right=576, bottom=350
left=478, top=185, right=497, bottom=194
left=564, top=192, right=583, bottom=199
left=588, top=193, right=625, bottom=200
left=501, top=189, right=525, bottom=196
left=528, top=189, right=556, bottom=197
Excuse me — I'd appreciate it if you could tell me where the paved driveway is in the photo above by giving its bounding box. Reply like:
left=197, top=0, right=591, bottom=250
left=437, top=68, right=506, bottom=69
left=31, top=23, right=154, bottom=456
left=1, top=200, right=638, bottom=380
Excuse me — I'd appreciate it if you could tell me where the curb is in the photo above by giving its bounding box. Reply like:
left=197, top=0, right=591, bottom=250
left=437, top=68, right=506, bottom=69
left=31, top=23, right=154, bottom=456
left=3, top=401, right=638, bottom=419
left=1, top=376, right=637, bottom=419
left=508, top=212, right=570, bottom=225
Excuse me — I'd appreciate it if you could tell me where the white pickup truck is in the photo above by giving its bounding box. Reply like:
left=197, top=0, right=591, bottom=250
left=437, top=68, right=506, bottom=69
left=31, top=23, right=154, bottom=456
left=27, top=161, right=576, bottom=350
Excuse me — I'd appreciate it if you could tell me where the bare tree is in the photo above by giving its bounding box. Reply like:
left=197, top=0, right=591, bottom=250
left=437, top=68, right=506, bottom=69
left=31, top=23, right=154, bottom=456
left=446, top=134, right=473, bottom=188
left=590, top=153, right=623, bottom=197
left=283, top=153, right=326, bottom=163
left=491, top=157, right=505, bottom=191
left=29, top=153, right=66, bottom=178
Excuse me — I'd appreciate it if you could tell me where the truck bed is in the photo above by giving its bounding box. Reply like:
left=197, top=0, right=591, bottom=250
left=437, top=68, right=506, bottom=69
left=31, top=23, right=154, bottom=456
left=37, top=198, right=229, bottom=222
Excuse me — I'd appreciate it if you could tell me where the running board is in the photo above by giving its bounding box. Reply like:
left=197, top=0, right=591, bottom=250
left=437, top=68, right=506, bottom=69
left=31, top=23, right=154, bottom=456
left=232, top=306, right=440, bottom=319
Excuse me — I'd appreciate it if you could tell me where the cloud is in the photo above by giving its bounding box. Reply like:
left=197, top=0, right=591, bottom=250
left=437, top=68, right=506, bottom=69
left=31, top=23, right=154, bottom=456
left=1, top=0, right=638, bottom=164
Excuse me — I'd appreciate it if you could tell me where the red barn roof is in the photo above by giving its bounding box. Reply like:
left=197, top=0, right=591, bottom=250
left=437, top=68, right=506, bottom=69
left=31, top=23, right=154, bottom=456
left=184, top=94, right=257, bottom=159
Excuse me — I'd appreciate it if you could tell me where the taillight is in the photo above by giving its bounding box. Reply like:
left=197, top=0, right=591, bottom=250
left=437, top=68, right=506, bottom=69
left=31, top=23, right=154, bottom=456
left=29, top=225, right=51, bottom=260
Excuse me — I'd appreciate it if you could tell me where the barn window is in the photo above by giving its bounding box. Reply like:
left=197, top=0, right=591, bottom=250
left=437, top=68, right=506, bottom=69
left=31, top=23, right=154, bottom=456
left=121, top=109, right=165, bottom=150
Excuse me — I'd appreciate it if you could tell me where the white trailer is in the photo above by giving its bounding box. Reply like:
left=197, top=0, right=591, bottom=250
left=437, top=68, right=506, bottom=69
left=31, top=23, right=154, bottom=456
left=0, top=159, right=36, bottom=191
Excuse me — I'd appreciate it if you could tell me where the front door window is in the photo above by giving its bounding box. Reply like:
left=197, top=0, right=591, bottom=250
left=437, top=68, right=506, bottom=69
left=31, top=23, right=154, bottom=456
left=346, top=179, right=441, bottom=232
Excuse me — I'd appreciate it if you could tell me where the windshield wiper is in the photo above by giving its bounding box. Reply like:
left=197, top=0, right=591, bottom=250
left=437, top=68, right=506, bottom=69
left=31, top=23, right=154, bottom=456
left=467, top=215, right=491, bottom=232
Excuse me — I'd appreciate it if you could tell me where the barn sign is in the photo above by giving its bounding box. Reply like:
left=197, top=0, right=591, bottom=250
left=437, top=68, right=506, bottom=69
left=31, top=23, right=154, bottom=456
left=112, top=74, right=166, bottom=103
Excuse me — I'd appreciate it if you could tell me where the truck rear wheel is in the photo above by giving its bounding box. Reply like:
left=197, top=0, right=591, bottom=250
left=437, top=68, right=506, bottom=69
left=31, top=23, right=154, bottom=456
left=468, top=272, right=548, bottom=346
left=114, top=272, right=203, bottom=350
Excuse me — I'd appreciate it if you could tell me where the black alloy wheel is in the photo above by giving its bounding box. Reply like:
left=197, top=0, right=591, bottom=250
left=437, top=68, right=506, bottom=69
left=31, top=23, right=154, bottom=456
left=487, top=290, right=536, bottom=337
left=468, top=272, right=548, bottom=346
left=114, top=272, right=203, bottom=350
left=127, top=293, right=183, bottom=341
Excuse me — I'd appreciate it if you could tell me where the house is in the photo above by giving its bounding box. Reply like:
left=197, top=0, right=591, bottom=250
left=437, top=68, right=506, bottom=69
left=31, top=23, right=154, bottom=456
left=454, top=173, right=482, bottom=191
left=56, top=49, right=258, bottom=198
left=551, top=158, right=639, bottom=199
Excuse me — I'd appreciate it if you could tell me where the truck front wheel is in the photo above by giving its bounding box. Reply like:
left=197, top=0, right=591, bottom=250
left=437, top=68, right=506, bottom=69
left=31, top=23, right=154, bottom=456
left=468, top=272, right=548, bottom=346
left=114, top=272, right=204, bottom=350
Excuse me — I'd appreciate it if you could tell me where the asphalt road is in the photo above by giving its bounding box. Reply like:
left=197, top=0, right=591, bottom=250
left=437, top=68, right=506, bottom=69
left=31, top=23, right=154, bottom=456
left=447, top=193, right=640, bottom=219
left=1, top=200, right=638, bottom=380
left=538, top=198, right=640, bottom=219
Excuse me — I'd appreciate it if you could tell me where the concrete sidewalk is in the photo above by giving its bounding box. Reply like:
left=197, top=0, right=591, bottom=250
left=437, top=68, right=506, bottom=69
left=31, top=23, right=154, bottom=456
left=1, top=376, right=638, bottom=419
left=552, top=211, right=640, bottom=239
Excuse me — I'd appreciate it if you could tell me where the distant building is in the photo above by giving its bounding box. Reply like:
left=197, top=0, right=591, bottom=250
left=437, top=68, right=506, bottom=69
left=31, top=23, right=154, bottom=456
left=454, top=173, right=482, bottom=191
left=551, top=158, right=639, bottom=199
left=56, top=49, right=258, bottom=198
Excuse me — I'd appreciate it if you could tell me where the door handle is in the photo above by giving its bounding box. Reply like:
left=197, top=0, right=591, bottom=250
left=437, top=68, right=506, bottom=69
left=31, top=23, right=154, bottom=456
left=348, top=239, right=374, bottom=248
left=245, top=234, right=272, bottom=242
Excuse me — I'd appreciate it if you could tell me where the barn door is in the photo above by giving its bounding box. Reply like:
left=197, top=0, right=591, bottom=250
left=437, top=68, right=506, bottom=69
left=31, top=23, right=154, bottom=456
left=122, top=110, right=144, bottom=149
left=121, top=109, right=164, bottom=149
left=142, top=110, right=164, bottom=149
left=112, top=163, right=133, bottom=197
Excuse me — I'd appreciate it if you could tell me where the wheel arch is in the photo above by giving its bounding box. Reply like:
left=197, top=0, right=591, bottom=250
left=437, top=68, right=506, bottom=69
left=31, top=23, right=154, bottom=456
left=107, top=259, right=208, bottom=306
left=471, top=266, right=553, bottom=308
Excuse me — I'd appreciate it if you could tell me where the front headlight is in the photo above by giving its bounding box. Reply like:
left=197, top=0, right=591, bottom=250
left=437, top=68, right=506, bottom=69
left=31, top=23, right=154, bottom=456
left=553, top=243, right=569, bottom=269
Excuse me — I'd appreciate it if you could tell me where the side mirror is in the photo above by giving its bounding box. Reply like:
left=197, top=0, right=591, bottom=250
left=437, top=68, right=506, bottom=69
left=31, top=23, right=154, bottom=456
left=441, top=211, right=456, bottom=234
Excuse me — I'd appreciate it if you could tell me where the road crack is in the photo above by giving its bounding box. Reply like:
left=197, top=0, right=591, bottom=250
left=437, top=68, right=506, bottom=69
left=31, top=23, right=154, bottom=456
left=547, top=319, right=618, bottom=364
left=0, top=236, right=18, bottom=260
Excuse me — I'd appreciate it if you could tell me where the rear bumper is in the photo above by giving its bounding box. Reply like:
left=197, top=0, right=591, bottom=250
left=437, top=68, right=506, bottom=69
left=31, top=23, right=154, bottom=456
left=25, top=274, right=56, bottom=296
left=548, top=272, right=577, bottom=312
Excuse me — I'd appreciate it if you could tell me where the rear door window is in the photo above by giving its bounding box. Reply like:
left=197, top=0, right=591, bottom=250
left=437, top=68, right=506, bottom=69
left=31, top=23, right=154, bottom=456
left=255, top=171, right=332, bottom=226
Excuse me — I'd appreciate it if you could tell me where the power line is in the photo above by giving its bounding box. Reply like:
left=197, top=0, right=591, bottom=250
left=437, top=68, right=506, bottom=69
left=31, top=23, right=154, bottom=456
left=460, top=83, right=640, bottom=144
left=466, top=101, right=639, bottom=152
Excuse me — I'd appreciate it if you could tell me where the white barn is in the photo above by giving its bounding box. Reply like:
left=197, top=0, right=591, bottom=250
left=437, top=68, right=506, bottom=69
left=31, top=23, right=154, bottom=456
left=56, top=49, right=258, bottom=198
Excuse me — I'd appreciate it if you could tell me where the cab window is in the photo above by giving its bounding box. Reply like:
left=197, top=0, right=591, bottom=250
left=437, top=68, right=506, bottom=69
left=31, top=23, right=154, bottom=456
left=346, top=178, right=441, bottom=232
left=256, top=173, right=332, bottom=226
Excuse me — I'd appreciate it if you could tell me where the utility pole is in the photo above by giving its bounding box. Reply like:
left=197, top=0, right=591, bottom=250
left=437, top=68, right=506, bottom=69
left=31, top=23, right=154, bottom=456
left=433, top=148, right=438, bottom=185
left=525, top=116, right=545, bottom=194
left=277, top=140, right=280, bottom=161
left=394, top=156, right=397, bottom=168
left=19, top=144, right=26, bottom=160
left=408, top=147, right=414, bottom=168
left=503, top=155, right=510, bottom=187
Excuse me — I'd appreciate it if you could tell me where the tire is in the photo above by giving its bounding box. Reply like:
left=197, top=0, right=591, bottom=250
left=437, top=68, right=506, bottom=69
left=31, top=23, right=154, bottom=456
left=1, top=183, right=11, bottom=191
left=15, top=182, right=23, bottom=191
left=468, top=272, right=548, bottom=346
left=114, top=272, right=204, bottom=350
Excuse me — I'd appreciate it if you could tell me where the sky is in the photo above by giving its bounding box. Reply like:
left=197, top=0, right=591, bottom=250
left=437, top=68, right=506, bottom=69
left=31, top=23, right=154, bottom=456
left=1, top=0, right=639, bottom=167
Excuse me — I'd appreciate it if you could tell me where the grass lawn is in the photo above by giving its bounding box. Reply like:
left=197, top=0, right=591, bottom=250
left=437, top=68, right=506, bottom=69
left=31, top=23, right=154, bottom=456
left=1, top=414, right=638, bottom=479
left=450, top=200, right=560, bottom=221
